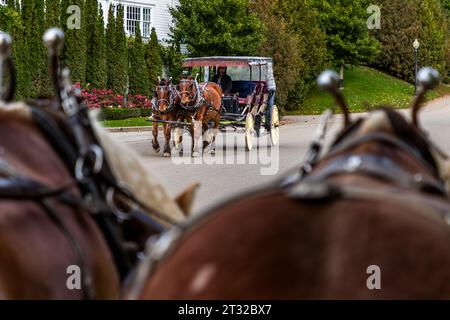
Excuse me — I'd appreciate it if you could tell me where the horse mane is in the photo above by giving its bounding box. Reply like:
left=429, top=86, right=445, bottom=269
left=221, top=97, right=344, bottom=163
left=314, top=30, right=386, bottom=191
left=87, top=110, right=186, bottom=225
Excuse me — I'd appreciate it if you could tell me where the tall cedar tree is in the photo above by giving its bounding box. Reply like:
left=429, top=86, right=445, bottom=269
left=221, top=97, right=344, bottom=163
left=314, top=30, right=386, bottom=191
left=0, top=4, right=22, bottom=98
left=86, top=1, right=106, bottom=88
left=129, top=24, right=149, bottom=95
left=112, top=4, right=128, bottom=95
left=106, top=4, right=116, bottom=91
left=96, top=5, right=107, bottom=88
left=146, top=28, right=163, bottom=93
left=61, top=0, right=86, bottom=85
left=45, top=0, right=61, bottom=28
left=20, top=0, right=49, bottom=97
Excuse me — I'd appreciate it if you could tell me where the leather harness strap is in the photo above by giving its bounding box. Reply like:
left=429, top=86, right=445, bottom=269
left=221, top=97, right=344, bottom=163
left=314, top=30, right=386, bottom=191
left=302, top=153, right=447, bottom=197
left=288, top=182, right=450, bottom=225
left=326, top=131, right=438, bottom=177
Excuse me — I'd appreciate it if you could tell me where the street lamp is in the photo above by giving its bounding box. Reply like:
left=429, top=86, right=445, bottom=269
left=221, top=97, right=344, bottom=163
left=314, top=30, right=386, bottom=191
left=413, top=39, right=420, bottom=96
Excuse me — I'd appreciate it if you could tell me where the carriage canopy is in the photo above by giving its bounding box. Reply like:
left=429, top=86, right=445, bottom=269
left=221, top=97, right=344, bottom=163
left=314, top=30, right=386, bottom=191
left=182, top=56, right=273, bottom=68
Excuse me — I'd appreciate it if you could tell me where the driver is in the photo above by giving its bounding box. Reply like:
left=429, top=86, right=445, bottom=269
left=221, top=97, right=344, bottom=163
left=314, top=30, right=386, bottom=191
left=212, top=66, right=233, bottom=95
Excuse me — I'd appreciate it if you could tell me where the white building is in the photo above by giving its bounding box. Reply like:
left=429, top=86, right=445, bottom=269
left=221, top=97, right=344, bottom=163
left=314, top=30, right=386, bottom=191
left=100, top=0, right=177, bottom=43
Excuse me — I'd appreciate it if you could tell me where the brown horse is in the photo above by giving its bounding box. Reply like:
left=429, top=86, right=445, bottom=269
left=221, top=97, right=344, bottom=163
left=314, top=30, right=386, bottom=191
left=0, top=29, right=193, bottom=299
left=130, top=68, right=450, bottom=300
left=174, top=76, right=222, bottom=157
left=151, top=78, right=179, bottom=157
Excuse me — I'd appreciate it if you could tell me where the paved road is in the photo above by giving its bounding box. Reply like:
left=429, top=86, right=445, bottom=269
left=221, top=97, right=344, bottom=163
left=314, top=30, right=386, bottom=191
left=110, top=96, right=450, bottom=213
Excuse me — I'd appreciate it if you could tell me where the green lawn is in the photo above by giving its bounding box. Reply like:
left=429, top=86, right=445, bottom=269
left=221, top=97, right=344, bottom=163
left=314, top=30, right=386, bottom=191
left=290, top=66, right=450, bottom=115
left=101, top=117, right=151, bottom=128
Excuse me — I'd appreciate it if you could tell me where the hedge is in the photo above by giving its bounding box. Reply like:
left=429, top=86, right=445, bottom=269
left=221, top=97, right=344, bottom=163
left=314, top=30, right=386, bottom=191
left=99, top=107, right=153, bottom=120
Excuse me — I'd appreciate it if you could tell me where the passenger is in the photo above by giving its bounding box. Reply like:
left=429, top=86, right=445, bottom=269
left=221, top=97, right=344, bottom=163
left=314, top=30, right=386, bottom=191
left=265, top=61, right=276, bottom=132
left=212, top=66, right=233, bottom=95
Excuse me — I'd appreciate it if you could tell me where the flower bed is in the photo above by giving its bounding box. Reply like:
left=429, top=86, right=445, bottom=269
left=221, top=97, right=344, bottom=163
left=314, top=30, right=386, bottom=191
left=76, top=84, right=153, bottom=120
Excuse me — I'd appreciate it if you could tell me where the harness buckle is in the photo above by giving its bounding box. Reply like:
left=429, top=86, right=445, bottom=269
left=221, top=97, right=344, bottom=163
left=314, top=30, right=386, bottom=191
left=106, top=184, right=138, bottom=222
left=75, top=144, right=104, bottom=183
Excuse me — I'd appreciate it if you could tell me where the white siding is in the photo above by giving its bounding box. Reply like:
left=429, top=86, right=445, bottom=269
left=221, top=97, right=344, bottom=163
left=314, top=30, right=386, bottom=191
left=100, top=0, right=178, bottom=44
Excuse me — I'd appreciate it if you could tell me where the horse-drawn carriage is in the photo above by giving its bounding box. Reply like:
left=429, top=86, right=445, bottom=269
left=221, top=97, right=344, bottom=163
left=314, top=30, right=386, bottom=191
left=182, top=56, right=280, bottom=151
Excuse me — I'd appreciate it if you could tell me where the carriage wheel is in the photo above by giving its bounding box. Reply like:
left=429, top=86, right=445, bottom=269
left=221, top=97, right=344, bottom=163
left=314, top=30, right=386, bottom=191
left=245, top=113, right=255, bottom=151
left=270, top=106, right=280, bottom=146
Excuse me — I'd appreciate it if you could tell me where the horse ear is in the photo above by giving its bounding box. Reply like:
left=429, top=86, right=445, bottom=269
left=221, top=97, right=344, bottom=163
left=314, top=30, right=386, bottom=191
left=317, top=70, right=351, bottom=127
left=411, top=67, right=440, bottom=128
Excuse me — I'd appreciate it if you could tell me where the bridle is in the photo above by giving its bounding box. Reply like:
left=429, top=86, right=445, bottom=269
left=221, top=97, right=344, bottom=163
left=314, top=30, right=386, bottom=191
left=177, top=77, right=204, bottom=111
left=0, top=29, right=179, bottom=299
left=152, top=82, right=176, bottom=114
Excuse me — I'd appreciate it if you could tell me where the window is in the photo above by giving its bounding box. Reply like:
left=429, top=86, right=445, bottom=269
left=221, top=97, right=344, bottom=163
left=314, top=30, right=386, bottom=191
left=118, top=4, right=152, bottom=38
left=142, top=8, right=152, bottom=38
left=126, top=6, right=140, bottom=36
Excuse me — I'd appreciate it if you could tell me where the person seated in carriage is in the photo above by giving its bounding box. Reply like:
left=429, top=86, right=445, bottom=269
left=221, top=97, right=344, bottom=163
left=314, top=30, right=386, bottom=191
left=212, top=66, right=233, bottom=95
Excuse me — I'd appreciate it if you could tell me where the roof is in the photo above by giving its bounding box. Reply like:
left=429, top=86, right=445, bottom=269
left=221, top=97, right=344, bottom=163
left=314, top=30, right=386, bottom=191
left=183, top=56, right=273, bottom=68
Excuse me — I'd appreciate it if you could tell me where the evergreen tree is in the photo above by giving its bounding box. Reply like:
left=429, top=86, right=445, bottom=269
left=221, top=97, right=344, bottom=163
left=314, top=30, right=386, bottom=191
left=129, top=24, right=149, bottom=95
left=160, top=42, right=183, bottom=82
left=373, top=0, right=448, bottom=82
left=95, top=5, right=107, bottom=88
left=106, top=4, right=116, bottom=91
left=7, top=0, right=15, bottom=9
left=45, top=0, right=61, bottom=28
left=0, top=4, right=22, bottom=98
left=146, top=28, right=163, bottom=92
left=112, top=4, right=127, bottom=95
left=86, top=1, right=106, bottom=88
left=312, top=0, right=380, bottom=79
left=253, top=0, right=327, bottom=110
left=61, top=0, right=86, bottom=85
left=170, top=0, right=263, bottom=56
left=19, top=0, right=48, bottom=97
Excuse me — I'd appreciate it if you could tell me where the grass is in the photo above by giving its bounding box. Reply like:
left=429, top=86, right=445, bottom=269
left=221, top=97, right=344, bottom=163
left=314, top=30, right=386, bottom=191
left=289, top=66, right=450, bottom=115
left=101, top=117, right=151, bottom=128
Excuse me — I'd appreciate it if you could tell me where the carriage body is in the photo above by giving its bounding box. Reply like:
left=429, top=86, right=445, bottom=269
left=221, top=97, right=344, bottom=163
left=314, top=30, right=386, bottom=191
left=182, top=56, right=274, bottom=115
left=182, top=56, right=279, bottom=150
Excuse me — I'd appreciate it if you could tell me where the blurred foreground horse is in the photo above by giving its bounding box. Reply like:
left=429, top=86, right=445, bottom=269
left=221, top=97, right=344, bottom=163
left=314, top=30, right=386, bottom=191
left=0, top=29, right=197, bottom=299
left=131, top=67, right=450, bottom=299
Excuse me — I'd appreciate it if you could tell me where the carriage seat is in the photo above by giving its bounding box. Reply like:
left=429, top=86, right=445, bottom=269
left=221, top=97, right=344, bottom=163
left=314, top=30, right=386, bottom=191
left=231, top=81, right=266, bottom=106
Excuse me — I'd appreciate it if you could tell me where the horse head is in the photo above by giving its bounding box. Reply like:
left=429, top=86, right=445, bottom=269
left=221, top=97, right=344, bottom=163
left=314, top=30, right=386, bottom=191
left=154, top=78, right=174, bottom=113
left=178, top=76, right=196, bottom=106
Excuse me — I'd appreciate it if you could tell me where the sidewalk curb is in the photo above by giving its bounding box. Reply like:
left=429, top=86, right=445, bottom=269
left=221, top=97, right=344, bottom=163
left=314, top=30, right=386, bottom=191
left=106, top=126, right=152, bottom=133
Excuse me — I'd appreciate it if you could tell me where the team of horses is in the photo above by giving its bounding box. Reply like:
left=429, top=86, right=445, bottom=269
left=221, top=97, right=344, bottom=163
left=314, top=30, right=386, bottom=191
left=2, top=27, right=450, bottom=300
left=151, top=75, right=223, bottom=158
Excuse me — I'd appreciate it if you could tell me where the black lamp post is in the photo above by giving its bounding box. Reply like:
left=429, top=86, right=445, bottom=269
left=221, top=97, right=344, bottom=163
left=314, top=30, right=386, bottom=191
left=413, top=39, right=420, bottom=96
